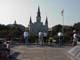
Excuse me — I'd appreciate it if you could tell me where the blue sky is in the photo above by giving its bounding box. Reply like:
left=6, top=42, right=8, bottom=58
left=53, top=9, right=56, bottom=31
left=0, top=0, right=80, bottom=28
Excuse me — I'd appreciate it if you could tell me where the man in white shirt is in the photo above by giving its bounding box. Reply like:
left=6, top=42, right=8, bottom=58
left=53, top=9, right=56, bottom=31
left=38, top=32, right=43, bottom=45
left=23, top=31, right=29, bottom=45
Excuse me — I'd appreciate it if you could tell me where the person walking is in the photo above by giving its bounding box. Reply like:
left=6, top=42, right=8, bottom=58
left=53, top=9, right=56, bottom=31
left=23, top=31, right=29, bottom=45
left=58, top=32, right=64, bottom=46
left=4, top=41, right=10, bottom=57
left=72, top=32, right=78, bottom=46
left=43, top=32, right=47, bottom=45
left=38, top=32, right=43, bottom=45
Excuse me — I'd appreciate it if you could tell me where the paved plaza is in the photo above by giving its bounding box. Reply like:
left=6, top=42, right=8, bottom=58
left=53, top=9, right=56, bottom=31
left=10, top=45, right=73, bottom=60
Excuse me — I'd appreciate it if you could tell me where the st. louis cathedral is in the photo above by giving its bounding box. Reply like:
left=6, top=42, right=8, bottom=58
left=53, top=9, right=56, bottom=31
left=28, top=6, right=48, bottom=36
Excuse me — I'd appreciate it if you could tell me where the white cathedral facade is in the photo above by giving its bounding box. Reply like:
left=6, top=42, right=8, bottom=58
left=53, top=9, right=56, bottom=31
left=28, top=6, right=48, bottom=36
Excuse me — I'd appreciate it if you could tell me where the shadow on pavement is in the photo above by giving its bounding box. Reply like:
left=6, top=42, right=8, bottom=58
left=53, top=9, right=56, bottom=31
left=9, top=52, right=20, bottom=60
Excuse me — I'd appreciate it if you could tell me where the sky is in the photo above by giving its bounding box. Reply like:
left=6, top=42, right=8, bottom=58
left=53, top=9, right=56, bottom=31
left=0, top=0, right=80, bottom=28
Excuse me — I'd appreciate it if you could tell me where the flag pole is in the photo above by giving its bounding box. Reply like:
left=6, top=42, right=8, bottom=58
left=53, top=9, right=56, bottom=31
left=61, top=9, right=64, bottom=46
left=61, top=9, right=64, bottom=36
left=62, top=10, right=64, bottom=36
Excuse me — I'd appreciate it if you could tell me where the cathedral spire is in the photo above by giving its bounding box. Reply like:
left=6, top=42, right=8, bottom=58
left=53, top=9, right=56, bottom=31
left=37, top=6, right=41, bottom=17
left=36, top=6, right=41, bottom=22
left=45, top=16, right=48, bottom=24
left=29, top=16, right=32, bottom=24
left=45, top=16, right=48, bottom=32
left=14, top=20, right=17, bottom=24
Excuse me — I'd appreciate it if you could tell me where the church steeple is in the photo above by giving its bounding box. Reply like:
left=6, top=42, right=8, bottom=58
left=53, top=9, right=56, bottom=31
left=45, top=16, right=48, bottom=25
left=14, top=20, right=17, bottom=25
left=45, top=16, right=48, bottom=32
left=37, top=6, right=41, bottom=17
left=29, top=16, right=32, bottom=24
left=36, top=6, right=41, bottom=22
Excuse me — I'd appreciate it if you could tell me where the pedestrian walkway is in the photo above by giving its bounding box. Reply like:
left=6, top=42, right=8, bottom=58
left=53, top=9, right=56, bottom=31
left=11, top=45, right=72, bottom=60
left=68, top=45, right=80, bottom=60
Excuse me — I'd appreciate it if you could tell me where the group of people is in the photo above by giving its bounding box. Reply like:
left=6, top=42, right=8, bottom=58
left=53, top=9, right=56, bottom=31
left=23, top=30, right=80, bottom=46
left=23, top=31, right=48, bottom=45
left=58, top=30, right=80, bottom=46
left=38, top=32, right=47, bottom=45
